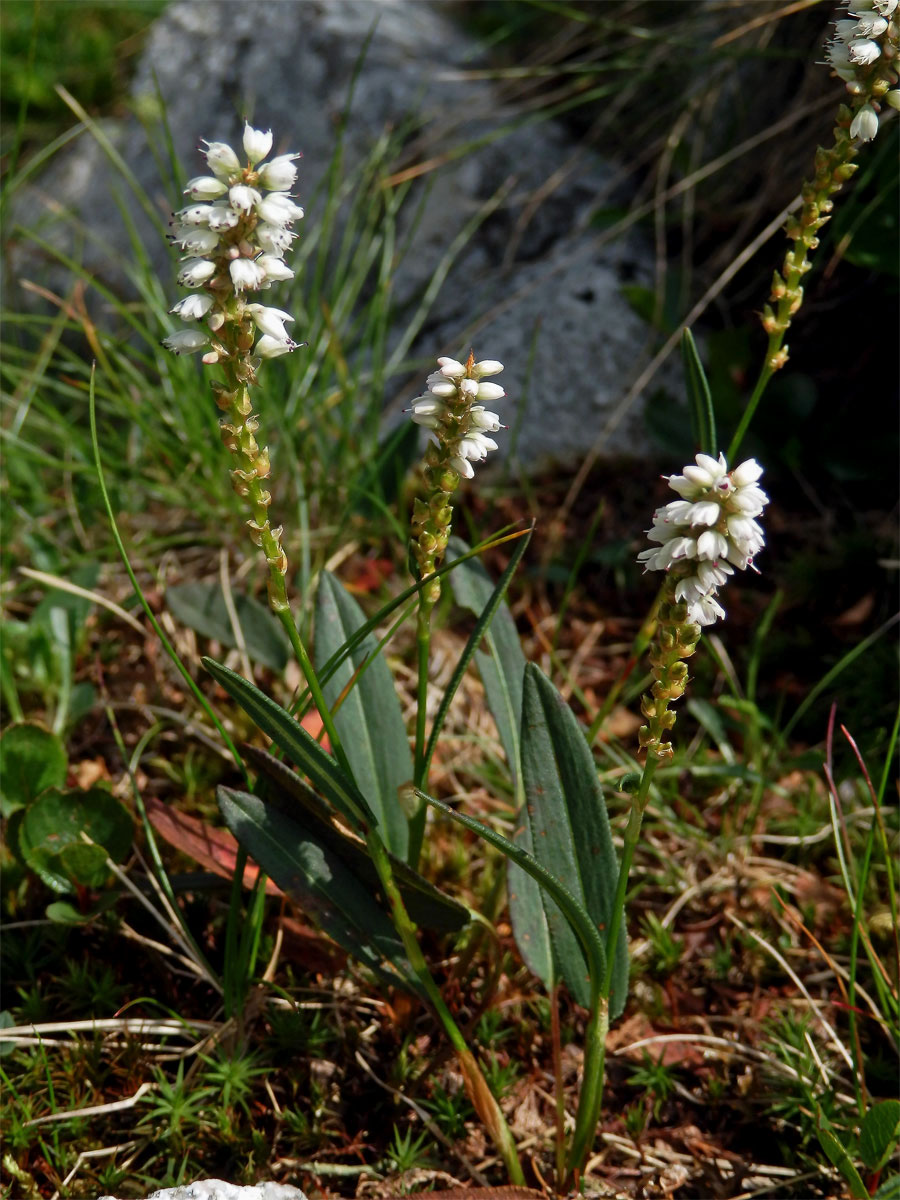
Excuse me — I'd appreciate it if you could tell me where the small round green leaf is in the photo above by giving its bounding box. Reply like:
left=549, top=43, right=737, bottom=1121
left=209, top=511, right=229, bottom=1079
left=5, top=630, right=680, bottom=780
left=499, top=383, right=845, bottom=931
left=0, top=724, right=67, bottom=816
left=19, top=786, right=132, bottom=893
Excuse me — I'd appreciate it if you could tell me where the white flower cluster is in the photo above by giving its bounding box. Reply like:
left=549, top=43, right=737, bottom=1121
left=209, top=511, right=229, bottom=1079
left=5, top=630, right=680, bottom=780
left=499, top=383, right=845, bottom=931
left=163, top=123, right=303, bottom=361
left=409, top=356, right=505, bottom=479
left=826, top=0, right=900, bottom=140
left=637, top=453, right=769, bottom=627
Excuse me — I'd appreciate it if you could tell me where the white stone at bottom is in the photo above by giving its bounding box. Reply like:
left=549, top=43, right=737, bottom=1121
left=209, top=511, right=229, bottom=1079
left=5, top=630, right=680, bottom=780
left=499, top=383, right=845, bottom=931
left=97, top=1181, right=307, bottom=1200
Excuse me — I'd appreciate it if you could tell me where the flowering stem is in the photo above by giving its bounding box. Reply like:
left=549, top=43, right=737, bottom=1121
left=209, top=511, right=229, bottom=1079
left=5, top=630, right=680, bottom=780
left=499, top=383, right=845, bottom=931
left=409, top=602, right=434, bottom=866
left=365, top=826, right=525, bottom=1185
left=729, top=111, right=862, bottom=460
left=407, top=353, right=506, bottom=866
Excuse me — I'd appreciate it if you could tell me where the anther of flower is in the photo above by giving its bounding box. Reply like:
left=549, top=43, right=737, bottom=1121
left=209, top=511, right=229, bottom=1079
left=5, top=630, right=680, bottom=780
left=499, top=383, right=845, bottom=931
left=408, top=352, right=506, bottom=606
left=162, top=122, right=302, bottom=612
left=825, top=0, right=899, bottom=140
left=637, top=452, right=769, bottom=627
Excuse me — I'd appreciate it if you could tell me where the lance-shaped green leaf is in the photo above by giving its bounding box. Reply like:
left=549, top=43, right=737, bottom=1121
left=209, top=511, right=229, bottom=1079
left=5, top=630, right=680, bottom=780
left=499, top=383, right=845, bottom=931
left=445, top=535, right=528, bottom=779
left=218, top=786, right=421, bottom=995
left=420, top=790, right=605, bottom=994
left=446, top=534, right=553, bottom=993
left=520, top=664, right=629, bottom=1018
left=681, top=328, right=716, bottom=457
left=202, top=657, right=375, bottom=831
left=314, top=572, right=411, bottom=858
left=246, top=746, right=469, bottom=934
left=167, top=581, right=289, bottom=672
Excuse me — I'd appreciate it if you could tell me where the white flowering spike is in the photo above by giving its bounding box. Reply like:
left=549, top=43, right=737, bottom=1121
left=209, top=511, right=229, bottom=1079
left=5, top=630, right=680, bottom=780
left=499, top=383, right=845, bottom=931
left=164, top=126, right=303, bottom=365
left=408, top=353, right=506, bottom=484
left=824, top=0, right=899, bottom=135
left=637, top=452, right=769, bottom=626
left=163, top=126, right=305, bottom=615
left=243, top=123, right=273, bottom=164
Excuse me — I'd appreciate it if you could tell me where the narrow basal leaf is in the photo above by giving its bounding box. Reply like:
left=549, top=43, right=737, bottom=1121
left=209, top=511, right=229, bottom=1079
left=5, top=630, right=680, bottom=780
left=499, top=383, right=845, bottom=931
left=446, top=535, right=528, bottom=778
left=218, top=786, right=421, bottom=995
left=202, top=657, right=375, bottom=830
left=247, top=747, right=469, bottom=934
left=168, top=581, right=289, bottom=671
left=520, top=664, right=629, bottom=1018
left=446, top=535, right=552, bottom=990
left=420, top=789, right=605, bottom=993
left=314, top=571, right=411, bottom=857
left=681, top=327, right=716, bottom=456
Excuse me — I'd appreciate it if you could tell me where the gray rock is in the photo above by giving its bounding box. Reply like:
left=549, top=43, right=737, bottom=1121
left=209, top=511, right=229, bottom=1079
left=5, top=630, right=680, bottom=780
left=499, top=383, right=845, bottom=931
left=18, top=0, right=668, bottom=466
left=97, top=1180, right=306, bottom=1200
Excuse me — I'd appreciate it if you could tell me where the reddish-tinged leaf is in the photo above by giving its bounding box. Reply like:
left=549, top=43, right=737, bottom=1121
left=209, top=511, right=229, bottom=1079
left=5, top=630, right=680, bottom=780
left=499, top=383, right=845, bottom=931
left=145, top=796, right=281, bottom=895
left=343, top=557, right=394, bottom=594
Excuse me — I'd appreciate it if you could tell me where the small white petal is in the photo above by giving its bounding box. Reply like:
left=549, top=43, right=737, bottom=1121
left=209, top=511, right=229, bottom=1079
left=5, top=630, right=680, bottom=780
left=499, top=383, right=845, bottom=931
left=243, top=122, right=274, bottom=164
left=473, top=359, right=503, bottom=378
left=255, top=333, right=296, bottom=358
left=429, top=380, right=458, bottom=398
left=255, top=224, right=295, bottom=255
left=174, top=204, right=215, bottom=226
left=203, top=140, right=242, bottom=180
left=184, top=175, right=228, bottom=200
left=229, top=184, right=262, bottom=214
left=696, top=530, right=729, bottom=560
left=245, top=303, right=295, bottom=340
left=449, top=455, right=475, bottom=479
left=162, top=329, right=209, bottom=355
left=469, top=406, right=502, bottom=432
left=257, top=254, right=295, bottom=282
left=170, top=294, right=214, bottom=321
left=256, top=193, right=305, bottom=225
left=207, top=204, right=240, bottom=232
left=171, top=227, right=219, bottom=254
left=177, top=258, right=217, bottom=287
left=229, top=259, right=266, bottom=291
left=258, top=153, right=301, bottom=192
left=730, top=458, right=763, bottom=486
left=476, top=381, right=505, bottom=402
left=437, top=357, right=466, bottom=379
left=850, top=103, right=879, bottom=141
left=849, top=37, right=881, bottom=63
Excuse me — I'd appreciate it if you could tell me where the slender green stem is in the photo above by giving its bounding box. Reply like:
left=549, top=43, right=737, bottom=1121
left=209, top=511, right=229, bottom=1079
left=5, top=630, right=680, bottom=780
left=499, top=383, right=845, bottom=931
left=365, top=827, right=525, bottom=1185
left=566, top=755, right=660, bottom=1182
left=727, top=361, right=774, bottom=463
left=408, top=601, right=433, bottom=866
left=271, top=598, right=353, bottom=783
